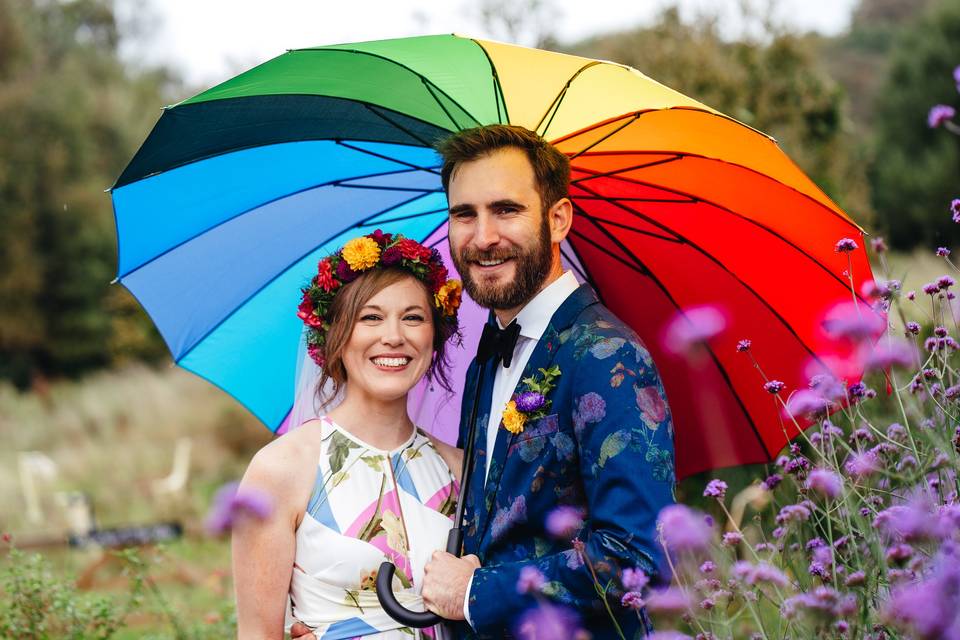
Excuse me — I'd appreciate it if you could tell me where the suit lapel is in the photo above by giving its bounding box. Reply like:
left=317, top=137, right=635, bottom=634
left=461, top=356, right=496, bottom=552
left=474, top=284, right=600, bottom=546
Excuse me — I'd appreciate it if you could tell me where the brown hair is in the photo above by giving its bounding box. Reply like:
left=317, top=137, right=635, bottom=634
left=316, top=267, right=456, bottom=406
left=437, top=125, right=571, bottom=212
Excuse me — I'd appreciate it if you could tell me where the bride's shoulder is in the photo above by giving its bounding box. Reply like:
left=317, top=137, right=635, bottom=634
left=244, top=420, right=325, bottom=488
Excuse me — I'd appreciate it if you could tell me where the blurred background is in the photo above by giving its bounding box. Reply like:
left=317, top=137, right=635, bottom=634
left=1, top=0, right=958, bottom=636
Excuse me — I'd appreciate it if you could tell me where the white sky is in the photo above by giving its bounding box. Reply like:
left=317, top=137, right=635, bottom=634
left=122, top=0, right=858, bottom=87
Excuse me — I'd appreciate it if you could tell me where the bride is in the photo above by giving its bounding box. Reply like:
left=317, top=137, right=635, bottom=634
left=232, top=231, right=465, bottom=639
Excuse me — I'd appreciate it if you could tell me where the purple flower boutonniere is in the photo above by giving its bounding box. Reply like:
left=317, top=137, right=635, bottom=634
left=502, top=365, right=561, bottom=435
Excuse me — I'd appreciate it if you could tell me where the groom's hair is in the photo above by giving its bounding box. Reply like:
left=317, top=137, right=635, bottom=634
left=437, top=125, right=571, bottom=213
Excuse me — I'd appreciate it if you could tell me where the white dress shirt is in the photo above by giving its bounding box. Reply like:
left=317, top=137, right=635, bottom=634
left=463, top=270, right=580, bottom=626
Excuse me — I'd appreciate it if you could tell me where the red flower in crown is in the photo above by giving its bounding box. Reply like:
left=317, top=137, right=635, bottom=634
left=297, top=291, right=324, bottom=328
left=316, top=258, right=339, bottom=293
left=397, top=238, right=432, bottom=262
left=428, top=262, right=449, bottom=293
left=369, top=229, right=393, bottom=247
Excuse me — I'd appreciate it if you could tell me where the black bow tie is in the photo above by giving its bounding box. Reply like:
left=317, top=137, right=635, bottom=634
left=476, top=320, right=522, bottom=368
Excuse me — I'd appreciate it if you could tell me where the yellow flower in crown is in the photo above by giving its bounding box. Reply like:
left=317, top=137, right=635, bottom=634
left=435, top=279, right=463, bottom=317
left=341, top=236, right=381, bottom=271
left=502, top=400, right=527, bottom=435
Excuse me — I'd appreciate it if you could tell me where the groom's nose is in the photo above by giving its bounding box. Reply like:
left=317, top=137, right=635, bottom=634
left=473, top=211, right=502, bottom=250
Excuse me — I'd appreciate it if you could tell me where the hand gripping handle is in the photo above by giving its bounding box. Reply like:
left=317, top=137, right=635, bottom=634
left=375, top=528, right=463, bottom=627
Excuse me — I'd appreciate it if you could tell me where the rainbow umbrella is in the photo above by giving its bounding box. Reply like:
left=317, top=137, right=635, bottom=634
left=111, top=34, right=875, bottom=478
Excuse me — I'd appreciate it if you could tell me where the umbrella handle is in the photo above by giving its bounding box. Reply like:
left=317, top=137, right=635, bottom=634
left=375, top=528, right=462, bottom=627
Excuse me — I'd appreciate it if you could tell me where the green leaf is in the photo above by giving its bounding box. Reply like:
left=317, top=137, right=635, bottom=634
left=598, top=431, right=631, bottom=468
left=360, top=455, right=385, bottom=472
left=329, top=431, right=362, bottom=474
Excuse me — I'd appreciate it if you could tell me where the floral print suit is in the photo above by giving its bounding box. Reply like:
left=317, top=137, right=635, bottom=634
left=456, top=284, right=676, bottom=638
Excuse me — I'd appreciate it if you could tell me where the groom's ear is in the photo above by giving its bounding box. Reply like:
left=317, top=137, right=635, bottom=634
left=547, top=197, right=574, bottom=244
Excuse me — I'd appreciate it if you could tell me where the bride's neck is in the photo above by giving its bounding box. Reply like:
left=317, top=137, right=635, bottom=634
left=328, top=391, right=414, bottom=450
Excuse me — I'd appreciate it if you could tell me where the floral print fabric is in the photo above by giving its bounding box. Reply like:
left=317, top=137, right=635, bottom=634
left=290, top=416, right=457, bottom=639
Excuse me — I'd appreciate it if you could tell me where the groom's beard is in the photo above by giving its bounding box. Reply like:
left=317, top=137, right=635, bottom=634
left=452, top=212, right=553, bottom=311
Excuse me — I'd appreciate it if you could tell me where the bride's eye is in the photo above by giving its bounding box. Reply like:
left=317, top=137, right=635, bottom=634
left=360, top=313, right=382, bottom=322
left=404, top=314, right=425, bottom=322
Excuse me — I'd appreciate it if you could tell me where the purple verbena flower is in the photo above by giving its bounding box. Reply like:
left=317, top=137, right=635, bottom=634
left=923, top=282, right=940, bottom=296
left=776, top=503, right=812, bottom=525
left=822, top=302, right=885, bottom=342
left=953, top=199, right=960, bottom=223
left=736, top=339, right=752, bottom=352
left=545, top=506, right=583, bottom=540
left=871, top=237, right=888, bottom=253
left=699, top=561, right=716, bottom=574
left=622, top=567, right=649, bottom=591
left=938, top=247, right=952, bottom=257
left=703, top=479, right=728, bottom=499
left=763, top=473, right=783, bottom=491
left=940, top=276, right=956, bottom=290
left=764, top=380, right=786, bottom=394
left=834, top=238, right=858, bottom=253
left=806, top=468, right=842, bottom=499
left=205, top=482, right=274, bottom=536
left=621, top=591, right=645, bottom=610
left=645, top=587, right=692, bottom=616
left=844, top=571, right=866, bottom=587
left=929, top=104, right=957, bottom=128
left=664, top=306, right=726, bottom=355
left=514, top=602, right=581, bottom=640
left=906, top=321, right=921, bottom=335
left=722, top=531, right=743, bottom=546
left=844, top=451, right=880, bottom=479
left=657, top=504, right=713, bottom=554
left=784, top=390, right=833, bottom=419
left=516, top=565, right=547, bottom=594
left=863, top=339, right=916, bottom=372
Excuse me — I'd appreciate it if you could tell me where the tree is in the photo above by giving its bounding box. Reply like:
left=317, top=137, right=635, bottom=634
left=565, top=8, right=872, bottom=223
left=0, top=0, right=175, bottom=387
left=870, top=0, right=960, bottom=249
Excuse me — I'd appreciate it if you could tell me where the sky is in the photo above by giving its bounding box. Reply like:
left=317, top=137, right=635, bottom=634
left=122, top=0, right=859, bottom=88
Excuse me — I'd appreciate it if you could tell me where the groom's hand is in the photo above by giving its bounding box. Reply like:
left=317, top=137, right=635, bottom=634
left=289, top=622, right=315, bottom=639
left=422, top=552, right=481, bottom=620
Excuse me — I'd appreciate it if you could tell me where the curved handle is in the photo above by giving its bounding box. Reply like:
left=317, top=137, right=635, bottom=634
left=375, top=561, right=443, bottom=628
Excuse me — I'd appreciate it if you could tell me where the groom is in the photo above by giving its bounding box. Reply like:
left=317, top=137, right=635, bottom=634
left=420, top=125, right=677, bottom=637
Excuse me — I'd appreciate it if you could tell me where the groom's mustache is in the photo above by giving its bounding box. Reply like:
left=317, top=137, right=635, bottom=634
left=458, top=248, right=519, bottom=263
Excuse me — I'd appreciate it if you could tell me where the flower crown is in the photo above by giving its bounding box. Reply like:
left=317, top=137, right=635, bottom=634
left=297, top=229, right=463, bottom=366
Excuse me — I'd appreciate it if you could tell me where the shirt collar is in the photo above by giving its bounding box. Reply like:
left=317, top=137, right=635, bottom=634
left=497, top=271, right=579, bottom=341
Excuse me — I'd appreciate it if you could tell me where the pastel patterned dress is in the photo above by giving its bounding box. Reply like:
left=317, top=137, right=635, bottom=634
left=289, top=416, right=458, bottom=639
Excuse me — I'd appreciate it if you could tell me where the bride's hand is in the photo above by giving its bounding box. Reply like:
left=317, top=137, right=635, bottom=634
left=289, top=622, right=315, bottom=639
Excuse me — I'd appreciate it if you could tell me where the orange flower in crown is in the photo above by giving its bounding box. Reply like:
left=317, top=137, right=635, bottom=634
left=297, top=230, right=462, bottom=366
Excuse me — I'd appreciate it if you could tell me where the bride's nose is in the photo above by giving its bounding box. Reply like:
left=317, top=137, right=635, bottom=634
left=379, top=317, right=405, bottom=346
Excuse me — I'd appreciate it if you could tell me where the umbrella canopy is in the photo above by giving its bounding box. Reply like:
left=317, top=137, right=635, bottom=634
left=111, top=34, right=875, bottom=479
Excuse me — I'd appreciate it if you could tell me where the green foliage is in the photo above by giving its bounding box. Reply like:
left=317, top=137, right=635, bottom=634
left=566, top=8, right=873, bottom=223
left=0, top=546, right=145, bottom=639
left=870, top=0, right=960, bottom=249
left=0, top=0, right=176, bottom=388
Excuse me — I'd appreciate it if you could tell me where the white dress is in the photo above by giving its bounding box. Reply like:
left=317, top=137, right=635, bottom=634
left=288, top=416, right=457, bottom=639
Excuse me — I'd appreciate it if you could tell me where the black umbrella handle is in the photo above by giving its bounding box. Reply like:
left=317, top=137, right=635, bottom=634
left=376, top=362, right=489, bottom=628
left=375, top=528, right=463, bottom=627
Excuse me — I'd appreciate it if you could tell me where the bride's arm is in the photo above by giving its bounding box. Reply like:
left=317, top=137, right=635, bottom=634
left=232, top=438, right=310, bottom=640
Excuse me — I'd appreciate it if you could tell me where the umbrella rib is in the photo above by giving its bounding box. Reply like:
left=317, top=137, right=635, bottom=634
left=469, top=38, right=511, bottom=124
left=118, top=172, right=439, bottom=280
left=362, top=104, right=440, bottom=148
left=574, top=182, right=837, bottom=368
left=559, top=243, right=595, bottom=288
left=336, top=141, right=441, bottom=175
left=574, top=215, right=684, bottom=244
left=573, top=169, right=872, bottom=307
left=534, top=61, right=603, bottom=137
left=573, top=209, right=770, bottom=458
left=173, top=195, right=448, bottom=364
left=570, top=156, right=685, bottom=185
left=296, top=47, right=483, bottom=127
left=336, top=184, right=440, bottom=193
left=421, top=79, right=466, bottom=131
left=567, top=226, right=650, bottom=277
left=566, top=114, right=642, bottom=161
left=556, top=113, right=862, bottom=233
left=367, top=207, right=448, bottom=226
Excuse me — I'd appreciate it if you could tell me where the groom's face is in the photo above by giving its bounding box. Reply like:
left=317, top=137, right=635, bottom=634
left=446, top=147, right=554, bottom=312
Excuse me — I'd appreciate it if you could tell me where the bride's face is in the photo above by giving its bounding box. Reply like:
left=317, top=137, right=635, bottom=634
left=341, top=277, right=435, bottom=403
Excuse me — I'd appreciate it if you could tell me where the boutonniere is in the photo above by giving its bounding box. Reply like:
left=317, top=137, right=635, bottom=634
left=502, top=365, right=562, bottom=435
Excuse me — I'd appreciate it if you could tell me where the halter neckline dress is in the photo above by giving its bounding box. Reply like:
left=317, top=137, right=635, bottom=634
left=288, top=416, right=458, bottom=639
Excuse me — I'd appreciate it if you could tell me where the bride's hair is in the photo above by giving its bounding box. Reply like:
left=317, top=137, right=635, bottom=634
left=315, top=267, right=457, bottom=407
